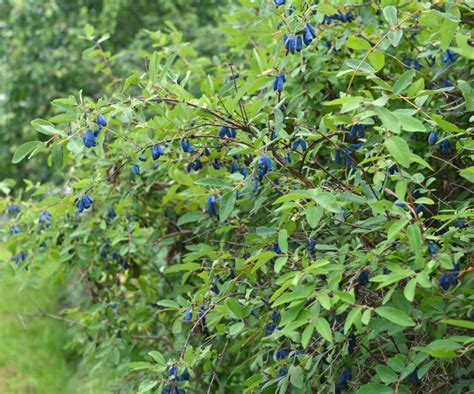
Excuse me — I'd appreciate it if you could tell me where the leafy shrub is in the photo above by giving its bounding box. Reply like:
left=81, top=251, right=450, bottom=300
left=2, top=1, right=474, bottom=393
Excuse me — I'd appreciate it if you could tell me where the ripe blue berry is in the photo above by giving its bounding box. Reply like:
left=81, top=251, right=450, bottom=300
left=428, top=131, right=438, bottom=145
left=272, top=73, right=286, bottom=92
left=96, top=114, right=107, bottom=127
left=151, top=145, right=165, bottom=160
left=83, top=130, right=97, bottom=147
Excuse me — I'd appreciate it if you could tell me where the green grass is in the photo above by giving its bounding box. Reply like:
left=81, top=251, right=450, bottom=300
left=0, top=274, right=109, bottom=393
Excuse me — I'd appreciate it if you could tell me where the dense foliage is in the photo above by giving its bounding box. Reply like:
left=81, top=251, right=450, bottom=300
left=2, top=1, right=474, bottom=393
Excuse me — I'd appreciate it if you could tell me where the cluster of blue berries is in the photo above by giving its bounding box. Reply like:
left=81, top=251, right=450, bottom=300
left=324, top=11, right=354, bottom=24
left=282, top=24, right=316, bottom=54
left=83, top=114, right=107, bottom=148
left=162, top=366, right=190, bottom=394
left=39, top=211, right=52, bottom=228
left=77, top=193, right=93, bottom=213
left=219, top=126, right=237, bottom=138
left=439, top=264, right=460, bottom=291
left=273, top=73, right=286, bottom=92
left=336, top=367, right=352, bottom=392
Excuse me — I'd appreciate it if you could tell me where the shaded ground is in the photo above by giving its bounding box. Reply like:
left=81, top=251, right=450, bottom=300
left=0, top=274, right=108, bottom=393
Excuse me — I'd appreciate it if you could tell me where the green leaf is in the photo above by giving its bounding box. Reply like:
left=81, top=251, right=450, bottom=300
left=357, top=384, right=393, bottom=394
left=305, top=206, right=323, bottom=229
left=148, top=351, right=165, bottom=364
left=345, top=37, right=371, bottom=50
left=301, top=324, right=314, bottom=349
left=289, top=365, right=304, bottom=389
left=393, top=70, right=415, bottom=96
left=404, top=278, right=417, bottom=302
left=314, top=317, right=333, bottom=343
left=248, top=251, right=276, bottom=273
left=440, top=320, right=474, bottom=330
left=375, top=365, right=398, bottom=384
left=149, top=51, right=159, bottom=84
left=406, top=224, right=422, bottom=256
left=31, top=119, right=64, bottom=136
left=373, top=107, right=400, bottom=134
left=165, top=263, right=201, bottom=273
left=344, top=307, right=362, bottom=335
left=384, top=136, right=411, bottom=168
left=219, top=191, right=236, bottom=222
left=226, top=298, right=244, bottom=319
left=278, top=229, right=288, bottom=253
left=396, top=114, right=426, bottom=132
left=459, top=167, right=474, bottom=183
left=177, top=211, right=204, bottom=226
left=375, top=306, right=416, bottom=327
left=383, top=6, right=397, bottom=26
left=12, top=141, right=42, bottom=164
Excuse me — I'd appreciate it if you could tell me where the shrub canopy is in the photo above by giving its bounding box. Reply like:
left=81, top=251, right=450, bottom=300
left=2, top=1, right=474, bottom=393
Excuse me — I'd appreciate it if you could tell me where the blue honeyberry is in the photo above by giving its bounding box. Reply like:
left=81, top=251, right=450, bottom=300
left=132, top=164, right=140, bottom=175
left=275, top=348, right=289, bottom=360
left=408, top=369, right=420, bottom=385
left=7, top=205, right=21, bottom=215
left=192, top=159, right=202, bottom=171
left=291, top=138, right=307, bottom=152
left=428, top=242, right=438, bottom=255
left=443, top=79, right=454, bottom=88
left=83, top=130, right=97, bottom=147
left=414, top=59, right=421, bottom=71
left=185, top=309, right=192, bottom=322
left=439, top=139, right=452, bottom=155
left=357, top=271, right=369, bottom=286
left=303, top=24, right=316, bottom=46
left=39, top=211, right=52, bottom=226
left=322, top=39, right=331, bottom=49
left=273, top=73, right=286, bottom=92
left=285, top=36, right=297, bottom=54
left=337, top=367, right=352, bottom=389
left=454, top=219, right=464, bottom=229
left=207, top=195, right=217, bottom=217
left=416, top=204, right=425, bottom=214
left=395, top=201, right=406, bottom=208
left=253, top=178, right=259, bottom=193
left=388, top=164, right=397, bottom=175
left=275, top=0, right=285, bottom=6
left=348, top=333, right=357, bottom=355
left=349, top=143, right=361, bottom=150
left=443, top=48, right=456, bottom=64
left=138, top=156, right=147, bottom=162
left=349, top=124, right=364, bottom=138
left=219, top=126, right=229, bottom=138
left=212, top=159, right=222, bottom=170
left=258, top=154, right=273, bottom=175
left=335, top=148, right=342, bottom=166
left=264, top=323, right=276, bottom=336
left=296, top=35, right=303, bottom=52
left=211, top=284, right=219, bottom=294
left=151, top=144, right=165, bottom=160
left=277, top=368, right=288, bottom=378
left=180, top=138, right=194, bottom=153
left=204, top=147, right=211, bottom=156
left=308, top=239, right=316, bottom=251
left=177, top=369, right=190, bottom=382
left=96, top=114, right=107, bottom=127
left=108, top=207, right=116, bottom=219
left=167, top=366, right=177, bottom=377
left=77, top=194, right=93, bottom=213
left=239, top=167, right=248, bottom=178
left=271, top=311, right=281, bottom=323
left=428, top=131, right=438, bottom=145
left=13, top=252, right=27, bottom=264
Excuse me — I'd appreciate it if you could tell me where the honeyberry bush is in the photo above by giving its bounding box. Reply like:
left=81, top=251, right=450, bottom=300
left=2, top=0, right=474, bottom=393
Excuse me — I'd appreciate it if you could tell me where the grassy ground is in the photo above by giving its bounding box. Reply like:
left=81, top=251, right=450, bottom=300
left=0, top=274, right=108, bottom=393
